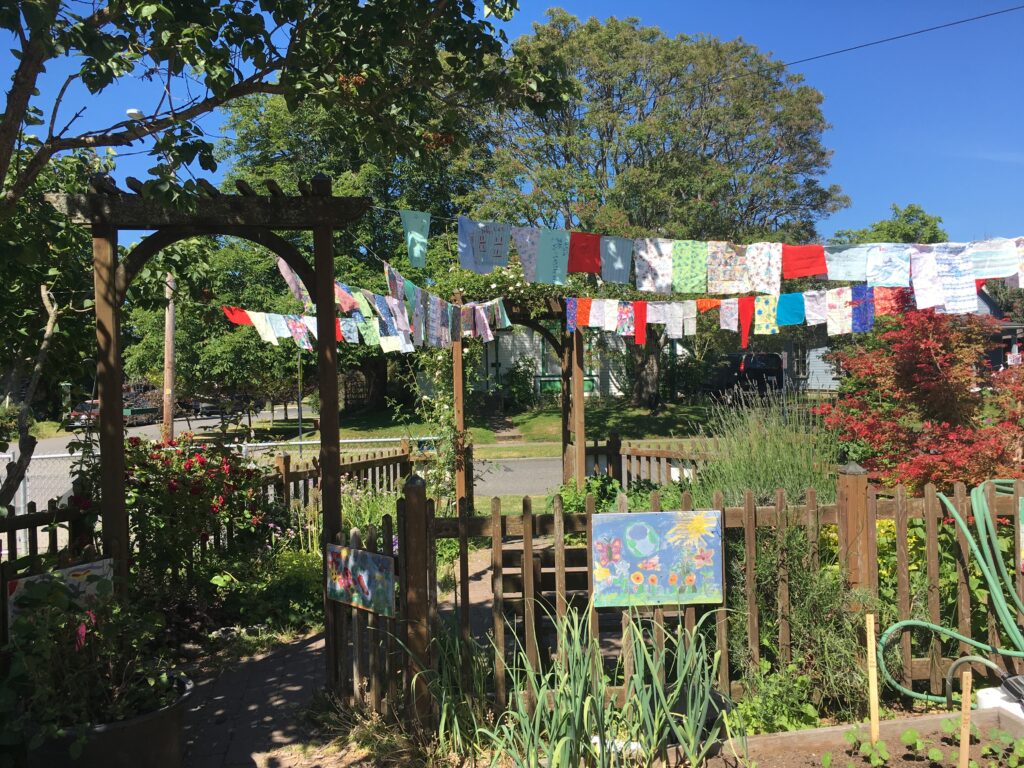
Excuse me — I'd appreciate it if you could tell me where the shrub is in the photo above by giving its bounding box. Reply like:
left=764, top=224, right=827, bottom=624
left=819, top=309, right=1024, bottom=491
left=688, top=390, right=839, bottom=506
left=736, top=661, right=819, bottom=734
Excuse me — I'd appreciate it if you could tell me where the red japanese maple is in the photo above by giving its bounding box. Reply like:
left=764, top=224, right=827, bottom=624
left=818, top=309, right=1023, bottom=491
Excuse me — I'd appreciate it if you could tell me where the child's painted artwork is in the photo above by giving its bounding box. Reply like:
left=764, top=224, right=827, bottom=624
left=326, top=544, right=395, bottom=617
left=591, top=511, right=723, bottom=608
left=6, top=558, right=114, bottom=625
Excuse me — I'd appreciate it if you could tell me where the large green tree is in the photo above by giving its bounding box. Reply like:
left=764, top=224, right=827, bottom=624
left=464, top=11, right=849, bottom=405
left=831, top=203, right=947, bottom=245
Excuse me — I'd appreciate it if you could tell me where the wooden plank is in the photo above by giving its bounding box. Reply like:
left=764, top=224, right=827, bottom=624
left=713, top=489, right=730, bottom=695
left=458, top=496, right=470, bottom=647
left=553, top=494, right=567, bottom=620
left=924, top=484, right=942, bottom=695
left=572, top=328, right=586, bottom=490
left=366, top=525, right=382, bottom=714
left=651, top=491, right=661, bottom=512
left=776, top=489, right=791, bottom=665
left=491, top=497, right=506, bottom=712
left=350, top=528, right=365, bottom=705
left=620, top=611, right=633, bottom=706
left=744, top=490, right=760, bottom=665
left=382, top=514, right=396, bottom=718
left=866, top=485, right=879, bottom=597
left=401, top=477, right=431, bottom=726
left=985, top=482, right=1007, bottom=680
left=586, top=493, right=598, bottom=644
left=806, top=487, right=819, bottom=571
left=522, top=497, right=539, bottom=676
left=895, top=486, right=912, bottom=691
left=953, top=484, right=972, bottom=658
left=48, top=191, right=371, bottom=229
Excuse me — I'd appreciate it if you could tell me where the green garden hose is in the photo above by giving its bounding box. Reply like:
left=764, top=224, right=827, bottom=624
left=877, top=480, right=1024, bottom=706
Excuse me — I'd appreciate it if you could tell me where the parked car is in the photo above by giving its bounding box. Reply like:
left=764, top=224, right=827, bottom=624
left=703, top=353, right=784, bottom=397
left=67, top=400, right=100, bottom=426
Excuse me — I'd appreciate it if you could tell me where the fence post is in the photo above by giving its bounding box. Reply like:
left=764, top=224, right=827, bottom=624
left=402, top=474, right=432, bottom=729
left=275, top=453, right=292, bottom=510
left=607, top=429, right=622, bottom=485
left=837, top=462, right=870, bottom=591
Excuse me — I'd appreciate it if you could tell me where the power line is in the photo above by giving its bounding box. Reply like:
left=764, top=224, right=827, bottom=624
left=781, top=4, right=1024, bottom=69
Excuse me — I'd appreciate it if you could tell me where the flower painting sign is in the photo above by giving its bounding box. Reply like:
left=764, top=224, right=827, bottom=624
left=591, top=511, right=723, bottom=608
left=6, top=558, right=114, bottom=625
left=326, top=544, right=395, bottom=617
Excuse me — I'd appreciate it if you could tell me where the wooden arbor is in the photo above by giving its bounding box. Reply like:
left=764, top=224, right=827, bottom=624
left=46, top=175, right=369, bottom=592
left=504, top=299, right=587, bottom=488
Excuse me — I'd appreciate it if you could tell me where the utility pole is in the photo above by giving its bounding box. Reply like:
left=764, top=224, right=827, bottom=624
left=161, top=273, right=175, bottom=442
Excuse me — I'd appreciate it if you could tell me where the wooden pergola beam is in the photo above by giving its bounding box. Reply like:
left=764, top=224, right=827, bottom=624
left=44, top=192, right=371, bottom=229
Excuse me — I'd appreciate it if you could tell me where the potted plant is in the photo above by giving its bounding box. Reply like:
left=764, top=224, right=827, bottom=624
left=0, top=575, right=192, bottom=768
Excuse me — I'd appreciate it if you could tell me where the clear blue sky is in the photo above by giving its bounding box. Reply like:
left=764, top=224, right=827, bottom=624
left=5, top=1, right=1023, bottom=241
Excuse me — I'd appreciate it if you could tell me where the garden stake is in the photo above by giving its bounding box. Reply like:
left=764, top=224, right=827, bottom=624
left=866, top=612, right=879, bottom=744
left=959, top=670, right=972, bottom=768
left=879, top=481, right=1024, bottom=705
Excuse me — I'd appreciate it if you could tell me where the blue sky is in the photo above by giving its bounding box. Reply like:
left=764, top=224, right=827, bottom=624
left=4, top=1, right=1022, bottom=241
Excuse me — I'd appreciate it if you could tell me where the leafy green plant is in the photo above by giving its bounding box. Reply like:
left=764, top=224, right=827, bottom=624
left=0, top=577, right=178, bottom=759
left=900, top=727, right=924, bottom=753
left=820, top=752, right=833, bottom=768
left=736, top=660, right=819, bottom=734
left=844, top=730, right=890, bottom=767
left=552, top=474, right=623, bottom=513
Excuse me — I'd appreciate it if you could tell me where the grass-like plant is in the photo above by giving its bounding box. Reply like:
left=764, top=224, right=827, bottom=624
left=688, top=389, right=839, bottom=507
left=481, top=604, right=739, bottom=767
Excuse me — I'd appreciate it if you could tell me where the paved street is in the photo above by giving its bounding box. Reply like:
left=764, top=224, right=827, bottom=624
left=475, top=457, right=564, bottom=497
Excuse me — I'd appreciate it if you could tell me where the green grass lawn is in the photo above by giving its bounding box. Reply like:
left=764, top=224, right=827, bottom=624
left=197, top=398, right=708, bottom=456
left=30, top=420, right=71, bottom=440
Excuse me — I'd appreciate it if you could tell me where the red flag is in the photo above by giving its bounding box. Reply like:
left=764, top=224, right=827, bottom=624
left=568, top=232, right=601, bottom=274
left=222, top=306, right=253, bottom=325
left=782, top=244, right=827, bottom=279
left=633, top=301, right=647, bottom=346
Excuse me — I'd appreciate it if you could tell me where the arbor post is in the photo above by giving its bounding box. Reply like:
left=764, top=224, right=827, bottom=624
left=92, top=220, right=128, bottom=592
left=837, top=462, right=870, bottom=591
left=560, top=315, right=572, bottom=484
left=311, top=173, right=342, bottom=690
left=452, top=298, right=468, bottom=505
left=571, top=328, right=586, bottom=489
left=607, top=429, right=622, bottom=484
left=401, top=474, right=432, bottom=727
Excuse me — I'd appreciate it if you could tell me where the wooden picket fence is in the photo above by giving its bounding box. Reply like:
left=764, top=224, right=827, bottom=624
left=389, top=472, right=1024, bottom=724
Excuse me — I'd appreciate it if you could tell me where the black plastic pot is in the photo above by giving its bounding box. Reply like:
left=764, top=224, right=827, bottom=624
left=26, top=676, right=193, bottom=768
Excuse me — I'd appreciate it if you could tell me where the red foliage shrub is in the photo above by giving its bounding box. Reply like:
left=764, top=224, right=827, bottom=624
left=819, top=309, right=1023, bottom=491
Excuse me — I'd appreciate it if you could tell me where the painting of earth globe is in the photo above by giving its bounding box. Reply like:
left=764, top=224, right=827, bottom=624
left=591, top=510, right=723, bottom=608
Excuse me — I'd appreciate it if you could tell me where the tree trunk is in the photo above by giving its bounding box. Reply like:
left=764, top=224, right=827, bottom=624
left=361, top=355, right=389, bottom=409
left=629, top=334, right=663, bottom=409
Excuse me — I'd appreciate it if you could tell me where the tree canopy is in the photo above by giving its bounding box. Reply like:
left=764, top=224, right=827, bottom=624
left=830, top=203, right=948, bottom=245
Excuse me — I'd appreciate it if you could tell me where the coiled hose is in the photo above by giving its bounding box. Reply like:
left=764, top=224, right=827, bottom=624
left=877, top=480, right=1024, bottom=706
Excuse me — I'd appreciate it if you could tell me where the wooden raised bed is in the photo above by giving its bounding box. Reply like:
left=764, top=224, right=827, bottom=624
left=700, top=708, right=1024, bottom=767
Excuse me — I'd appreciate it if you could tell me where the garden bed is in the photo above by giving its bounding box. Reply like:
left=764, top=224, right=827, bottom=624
left=701, top=708, right=1024, bottom=767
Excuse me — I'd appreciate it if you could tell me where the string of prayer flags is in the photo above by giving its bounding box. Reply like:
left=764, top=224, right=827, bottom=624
left=909, top=246, right=944, bottom=309
left=720, top=298, right=738, bottom=332
left=536, top=229, right=570, bottom=284
left=746, top=243, right=782, bottom=296
left=302, top=315, right=318, bottom=339
left=334, top=282, right=359, bottom=313
left=222, top=306, right=252, bottom=325
left=965, top=238, right=1018, bottom=279
left=615, top=301, right=635, bottom=337
left=511, top=226, right=540, bottom=283
left=665, top=302, right=684, bottom=339
left=399, top=210, right=430, bottom=268
left=671, top=240, right=707, bottom=293
left=933, top=243, right=977, bottom=315
left=753, top=295, right=779, bottom=336
left=600, top=236, right=633, bottom=284
left=635, top=238, right=674, bottom=293
left=277, top=258, right=313, bottom=310
left=566, top=298, right=578, bottom=332
left=458, top=217, right=511, bottom=274
left=775, top=293, right=805, bottom=326
left=803, top=290, right=827, bottom=325
left=587, top=298, right=606, bottom=328
left=851, top=285, right=875, bottom=333
left=865, top=243, right=911, bottom=288
left=633, top=301, right=647, bottom=345
left=738, top=296, right=755, bottom=349
left=707, top=241, right=750, bottom=294
left=825, top=287, right=853, bottom=336
left=682, top=300, right=697, bottom=336
left=267, top=313, right=291, bottom=341
left=577, top=297, right=592, bottom=325
left=823, top=244, right=869, bottom=282
left=248, top=312, right=279, bottom=345
left=285, top=315, right=313, bottom=350
left=568, top=232, right=601, bottom=274
left=781, top=244, right=826, bottom=279
left=696, top=298, right=720, bottom=313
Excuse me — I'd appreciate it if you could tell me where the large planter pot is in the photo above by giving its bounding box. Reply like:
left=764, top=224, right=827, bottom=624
left=26, top=676, right=193, bottom=768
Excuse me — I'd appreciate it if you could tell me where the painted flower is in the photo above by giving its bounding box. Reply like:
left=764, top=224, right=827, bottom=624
left=684, top=572, right=696, bottom=586
left=694, top=549, right=714, bottom=569
left=630, top=572, right=644, bottom=585
left=594, top=566, right=611, bottom=582
left=648, top=574, right=658, bottom=586
left=668, top=573, right=679, bottom=586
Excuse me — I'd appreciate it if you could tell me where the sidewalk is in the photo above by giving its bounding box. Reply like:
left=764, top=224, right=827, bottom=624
left=185, top=633, right=331, bottom=768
